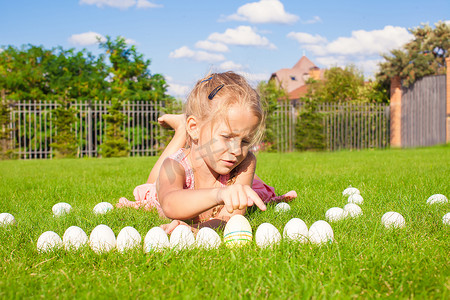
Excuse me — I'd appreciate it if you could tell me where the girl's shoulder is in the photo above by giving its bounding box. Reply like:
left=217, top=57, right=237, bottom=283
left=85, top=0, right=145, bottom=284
left=167, top=148, right=194, bottom=189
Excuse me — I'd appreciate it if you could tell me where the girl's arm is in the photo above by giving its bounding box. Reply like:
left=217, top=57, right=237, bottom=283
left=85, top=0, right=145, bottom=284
left=157, top=154, right=266, bottom=220
left=156, top=158, right=221, bottom=220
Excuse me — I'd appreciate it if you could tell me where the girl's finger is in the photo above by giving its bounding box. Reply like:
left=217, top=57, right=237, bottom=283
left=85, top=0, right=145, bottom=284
left=245, top=187, right=266, bottom=211
left=231, top=193, right=240, bottom=211
left=237, top=189, right=247, bottom=210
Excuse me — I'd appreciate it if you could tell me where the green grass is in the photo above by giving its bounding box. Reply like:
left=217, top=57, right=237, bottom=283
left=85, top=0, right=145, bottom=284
left=1, top=145, right=449, bottom=299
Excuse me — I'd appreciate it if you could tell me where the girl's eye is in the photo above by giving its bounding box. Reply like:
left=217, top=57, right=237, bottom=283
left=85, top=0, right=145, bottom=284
left=242, top=140, right=250, bottom=145
left=221, top=135, right=231, bottom=139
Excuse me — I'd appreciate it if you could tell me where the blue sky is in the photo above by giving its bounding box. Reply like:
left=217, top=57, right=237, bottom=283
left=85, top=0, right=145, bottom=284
left=1, top=0, right=449, bottom=99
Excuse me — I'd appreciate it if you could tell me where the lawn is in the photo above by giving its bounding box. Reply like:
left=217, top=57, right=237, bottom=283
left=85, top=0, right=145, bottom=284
left=0, top=145, right=449, bottom=299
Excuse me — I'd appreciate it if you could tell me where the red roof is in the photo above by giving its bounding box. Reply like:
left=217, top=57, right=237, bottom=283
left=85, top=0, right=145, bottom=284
left=270, top=56, right=322, bottom=100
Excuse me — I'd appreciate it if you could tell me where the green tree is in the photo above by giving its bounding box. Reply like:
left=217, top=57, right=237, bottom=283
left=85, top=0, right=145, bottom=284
left=45, top=47, right=108, bottom=101
left=0, top=94, right=13, bottom=159
left=0, top=45, right=53, bottom=100
left=295, top=84, right=326, bottom=151
left=99, top=99, right=129, bottom=157
left=305, top=66, right=388, bottom=103
left=50, top=106, right=78, bottom=158
left=98, top=36, right=174, bottom=157
left=257, top=80, right=289, bottom=152
left=377, top=21, right=450, bottom=88
left=309, top=66, right=363, bottom=102
left=98, top=36, right=170, bottom=102
left=44, top=48, right=108, bottom=158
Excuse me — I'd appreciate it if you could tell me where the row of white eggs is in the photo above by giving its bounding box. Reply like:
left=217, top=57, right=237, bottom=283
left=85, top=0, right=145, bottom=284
left=37, top=224, right=219, bottom=253
left=52, top=201, right=114, bottom=217
left=36, top=213, right=335, bottom=253
left=225, top=215, right=333, bottom=248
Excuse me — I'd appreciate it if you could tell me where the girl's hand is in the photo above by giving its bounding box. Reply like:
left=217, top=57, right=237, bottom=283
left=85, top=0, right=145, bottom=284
left=160, top=220, right=199, bottom=235
left=216, top=184, right=266, bottom=213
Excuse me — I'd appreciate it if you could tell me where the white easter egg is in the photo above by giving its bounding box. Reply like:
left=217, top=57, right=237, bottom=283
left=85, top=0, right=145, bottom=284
left=37, top=231, right=62, bottom=253
left=169, top=225, right=195, bottom=251
left=93, top=202, right=114, bottom=214
left=274, top=202, right=291, bottom=213
left=381, top=212, right=405, bottom=229
left=63, top=226, right=88, bottom=250
left=52, top=202, right=72, bottom=217
left=143, top=227, right=170, bottom=252
left=283, top=218, right=308, bottom=243
left=442, top=213, right=450, bottom=225
left=116, top=226, right=142, bottom=252
left=196, top=227, right=222, bottom=249
left=223, top=214, right=252, bottom=247
left=343, top=187, right=360, bottom=197
left=343, top=203, right=362, bottom=218
left=308, top=220, right=334, bottom=245
left=426, top=194, right=448, bottom=205
left=89, top=224, right=116, bottom=253
left=348, top=194, right=364, bottom=205
left=255, top=223, right=281, bottom=248
left=325, top=207, right=347, bottom=222
left=0, top=213, right=16, bottom=226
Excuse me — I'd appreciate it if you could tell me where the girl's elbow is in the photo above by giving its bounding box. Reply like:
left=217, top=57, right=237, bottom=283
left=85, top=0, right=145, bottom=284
left=160, top=199, right=175, bottom=219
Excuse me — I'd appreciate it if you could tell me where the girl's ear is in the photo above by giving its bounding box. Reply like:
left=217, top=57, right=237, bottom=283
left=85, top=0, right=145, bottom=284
left=186, top=115, right=199, bottom=142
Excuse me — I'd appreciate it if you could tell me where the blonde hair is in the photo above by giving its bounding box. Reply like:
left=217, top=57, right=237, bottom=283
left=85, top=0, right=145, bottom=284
left=185, top=71, right=265, bottom=147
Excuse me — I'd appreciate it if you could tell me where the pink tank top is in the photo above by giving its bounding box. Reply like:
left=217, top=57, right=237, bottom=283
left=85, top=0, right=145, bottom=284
left=168, top=148, right=230, bottom=188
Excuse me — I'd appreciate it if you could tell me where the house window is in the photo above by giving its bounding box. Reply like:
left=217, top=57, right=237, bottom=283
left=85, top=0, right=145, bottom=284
left=290, top=76, right=296, bottom=81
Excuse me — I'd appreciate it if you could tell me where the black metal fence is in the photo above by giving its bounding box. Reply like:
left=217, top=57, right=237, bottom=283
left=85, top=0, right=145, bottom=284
left=8, top=100, right=163, bottom=159
left=273, top=102, right=391, bottom=152
left=4, top=100, right=391, bottom=159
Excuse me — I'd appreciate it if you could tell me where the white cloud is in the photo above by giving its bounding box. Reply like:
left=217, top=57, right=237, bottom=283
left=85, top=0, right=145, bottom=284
left=236, top=71, right=271, bottom=87
left=124, top=38, right=137, bottom=45
left=79, top=0, right=161, bottom=9
left=300, top=16, right=322, bottom=24
left=169, top=46, right=226, bottom=63
left=290, top=26, right=413, bottom=57
left=217, top=61, right=245, bottom=71
left=68, top=32, right=137, bottom=46
left=287, top=32, right=327, bottom=45
left=195, top=41, right=229, bottom=52
left=325, top=26, right=413, bottom=56
left=316, top=56, right=382, bottom=76
left=68, top=32, right=106, bottom=46
left=225, top=0, right=298, bottom=24
left=357, top=59, right=382, bottom=75
left=289, top=26, right=414, bottom=76
left=136, top=0, right=161, bottom=8
left=315, top=56, right=345, bottom=68
left=208, top=26, right=276, bottom=49
left=167, top=82, right=190, bottom=98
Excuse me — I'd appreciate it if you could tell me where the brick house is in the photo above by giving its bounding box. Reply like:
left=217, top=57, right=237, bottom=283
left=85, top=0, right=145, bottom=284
left=269, top=56, right=323, bottom=105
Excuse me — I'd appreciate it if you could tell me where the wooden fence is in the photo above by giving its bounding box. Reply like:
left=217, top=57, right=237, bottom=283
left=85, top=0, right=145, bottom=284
left=4, top=100, right=390, bottom=159
left=401, top=75, right=446, bottom=147
left=273, top=102, right=390, bottom=152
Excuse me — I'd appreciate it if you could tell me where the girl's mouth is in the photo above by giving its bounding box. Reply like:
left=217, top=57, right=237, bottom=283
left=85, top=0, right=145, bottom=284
left=222, top=160, right=236, bottom=167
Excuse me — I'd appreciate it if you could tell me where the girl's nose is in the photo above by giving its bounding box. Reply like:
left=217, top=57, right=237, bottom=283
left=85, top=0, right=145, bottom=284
left=228, top=140, right=242, bottom=156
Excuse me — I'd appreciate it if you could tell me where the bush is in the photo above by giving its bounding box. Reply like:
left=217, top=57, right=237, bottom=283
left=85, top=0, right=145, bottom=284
left=50, top=105, right=78, bottom=158
left=295, top=101, right=325, bottom=151
left=99, top=99, right=129, bottom=158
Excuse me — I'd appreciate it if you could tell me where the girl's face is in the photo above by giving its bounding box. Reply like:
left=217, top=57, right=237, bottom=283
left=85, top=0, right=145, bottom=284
left=197, top=103, right=259, bottom=176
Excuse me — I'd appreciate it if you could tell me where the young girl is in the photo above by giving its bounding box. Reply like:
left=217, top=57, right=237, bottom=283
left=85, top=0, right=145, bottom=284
left=117, top=72, right=296, bottom=233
